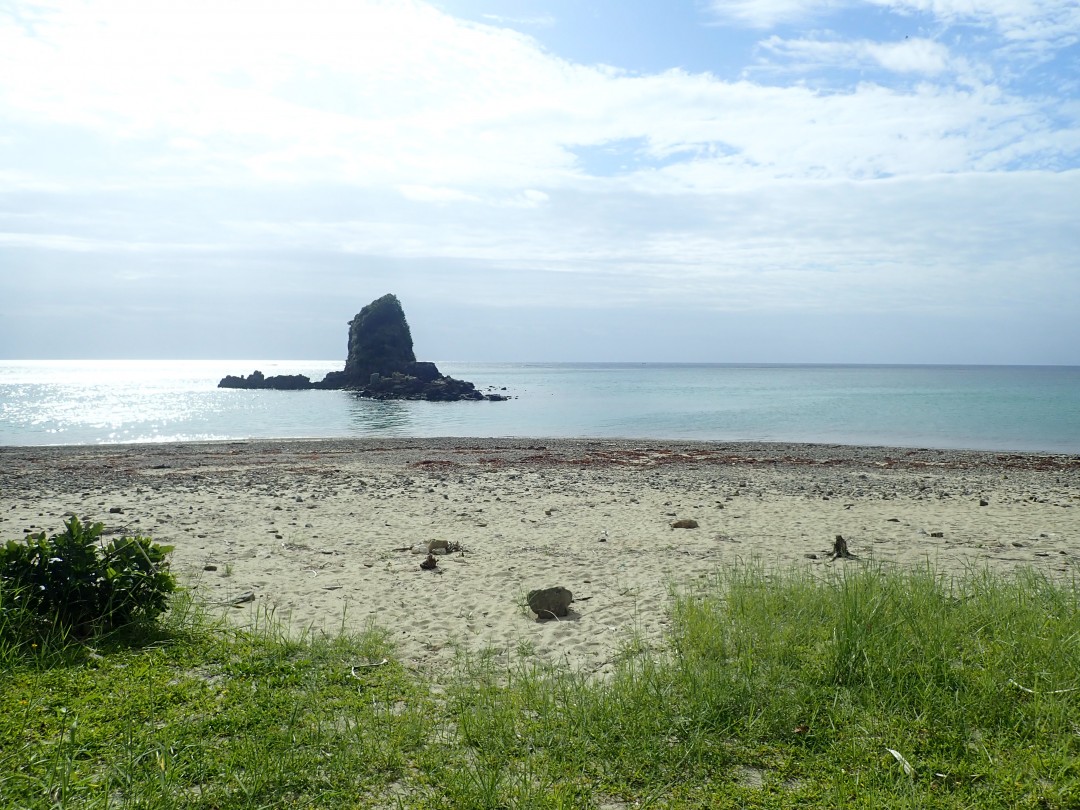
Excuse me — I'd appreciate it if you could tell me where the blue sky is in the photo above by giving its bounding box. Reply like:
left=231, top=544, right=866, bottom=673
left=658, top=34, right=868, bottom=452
left=1, top=0, right=1077, bottom=363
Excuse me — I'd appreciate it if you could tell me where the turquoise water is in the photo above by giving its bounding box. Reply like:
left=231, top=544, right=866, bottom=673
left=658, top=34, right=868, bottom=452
left=1, top=360, right=1078, bottom=452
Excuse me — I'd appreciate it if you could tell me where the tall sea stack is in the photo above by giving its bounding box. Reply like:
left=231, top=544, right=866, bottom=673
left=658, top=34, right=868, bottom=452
left=342, top=294, right=417, bottom=381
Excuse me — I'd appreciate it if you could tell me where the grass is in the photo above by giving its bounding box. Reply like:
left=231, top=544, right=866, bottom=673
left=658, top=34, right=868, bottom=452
left=3, top=564, right=1080, bottom=808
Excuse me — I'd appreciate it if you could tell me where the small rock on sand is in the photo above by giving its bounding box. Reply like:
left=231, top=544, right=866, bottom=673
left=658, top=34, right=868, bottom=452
left=527, top=586, right=573, bottom=619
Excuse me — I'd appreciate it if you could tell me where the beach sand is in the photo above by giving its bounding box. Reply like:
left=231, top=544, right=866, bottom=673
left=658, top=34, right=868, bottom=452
left=2, top=439, right=1077, bottom=677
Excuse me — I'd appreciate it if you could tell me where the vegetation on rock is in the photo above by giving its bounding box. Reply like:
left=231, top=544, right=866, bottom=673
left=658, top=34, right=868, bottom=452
left=342, top=292, right=417, bottom=380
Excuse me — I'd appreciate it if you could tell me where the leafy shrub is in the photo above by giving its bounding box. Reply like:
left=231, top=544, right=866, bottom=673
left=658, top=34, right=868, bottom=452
left=0, top=516, right=176, bottom=638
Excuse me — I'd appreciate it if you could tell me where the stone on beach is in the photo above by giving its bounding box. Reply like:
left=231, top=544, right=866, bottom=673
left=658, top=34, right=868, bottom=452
left=527, top=586, right=574, bottom=619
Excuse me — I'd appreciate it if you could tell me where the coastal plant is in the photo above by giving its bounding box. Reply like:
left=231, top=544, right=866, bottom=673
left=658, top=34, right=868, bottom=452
left=0, top=516, right=176, bottom=641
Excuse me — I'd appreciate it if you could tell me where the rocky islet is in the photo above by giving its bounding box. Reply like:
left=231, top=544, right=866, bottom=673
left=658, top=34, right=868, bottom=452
left=218, top=293, right=508, bottom=401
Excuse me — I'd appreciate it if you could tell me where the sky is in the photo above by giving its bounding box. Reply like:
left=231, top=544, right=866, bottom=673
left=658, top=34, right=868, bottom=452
left=0, top=0, right=1077, bottom=364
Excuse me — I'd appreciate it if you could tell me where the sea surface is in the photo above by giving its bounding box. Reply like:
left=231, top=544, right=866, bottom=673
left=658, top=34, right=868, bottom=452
left=1, top=360, right=1078, bottom=453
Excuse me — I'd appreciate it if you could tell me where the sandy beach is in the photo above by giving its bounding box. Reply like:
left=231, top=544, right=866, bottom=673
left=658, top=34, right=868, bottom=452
left=2, top=439, right=1077, bottom=676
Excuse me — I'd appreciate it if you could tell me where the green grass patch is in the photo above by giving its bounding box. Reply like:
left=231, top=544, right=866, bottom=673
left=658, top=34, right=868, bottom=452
left=4, top=565, right=1080, bottom=808
left=1, top=594, right=430, bottom=808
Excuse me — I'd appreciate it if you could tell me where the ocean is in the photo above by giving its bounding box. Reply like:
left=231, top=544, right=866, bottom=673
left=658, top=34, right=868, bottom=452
left=1, top=360, right=1078, bottom=453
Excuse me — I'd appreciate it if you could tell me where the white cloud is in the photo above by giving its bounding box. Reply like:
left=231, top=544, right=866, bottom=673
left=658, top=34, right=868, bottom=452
left=760, top=35, right=953, bottom=74
left=866, top=38, right=952, bottom=73
left=479, top=13, right=556, bottom=28
left=877, top=0, right=1080, bottom=45
left=0, top=0, right=602, bottom=192
left=707, top=0, right=1080, bottom=51
left=397, top=185, right=481, bottom=203
left=0, top=0, right=1072, bottom=199
left=706, top=0, right=844, bottom=28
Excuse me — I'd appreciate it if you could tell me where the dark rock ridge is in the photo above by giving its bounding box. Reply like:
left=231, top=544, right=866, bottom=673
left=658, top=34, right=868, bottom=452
left=218, top=370, right=313, bottom=391
left=218, top=294, right=508, bottom=401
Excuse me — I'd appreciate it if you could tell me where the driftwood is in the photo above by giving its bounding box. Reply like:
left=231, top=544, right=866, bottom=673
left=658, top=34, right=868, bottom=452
left=349, top=659, right=389, bottom=679
left=829, top=534, right=859, bottom=560
left=217, top=591, right=255, bottom=606
left=1007, top=678, right=1080, bottom=695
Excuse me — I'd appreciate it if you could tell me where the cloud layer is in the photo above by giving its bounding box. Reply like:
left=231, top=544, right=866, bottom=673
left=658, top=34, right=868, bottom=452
left=0, top=0, right=1077, bottom=362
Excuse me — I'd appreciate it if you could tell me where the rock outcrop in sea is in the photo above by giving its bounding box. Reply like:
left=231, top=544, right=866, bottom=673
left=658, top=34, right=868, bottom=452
left=218, top=294, right=507, bottom=401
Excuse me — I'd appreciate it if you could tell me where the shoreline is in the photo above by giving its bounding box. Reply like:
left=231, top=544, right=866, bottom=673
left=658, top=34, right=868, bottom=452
left=5, top=434, right=1080, bottom=455
left=3, top=438, right=1078, bottom=675
left=4, top=433, right=1080, bottom=461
